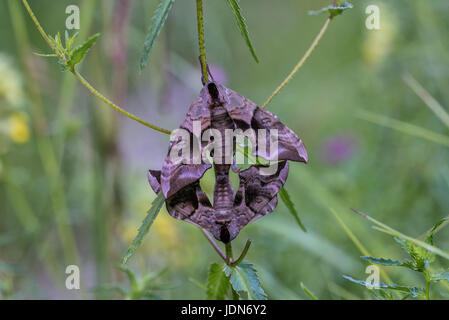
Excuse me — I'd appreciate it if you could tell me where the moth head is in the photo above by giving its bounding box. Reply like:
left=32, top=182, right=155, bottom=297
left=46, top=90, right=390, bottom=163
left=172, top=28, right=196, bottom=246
left=204, top=82, right=225, bottom=107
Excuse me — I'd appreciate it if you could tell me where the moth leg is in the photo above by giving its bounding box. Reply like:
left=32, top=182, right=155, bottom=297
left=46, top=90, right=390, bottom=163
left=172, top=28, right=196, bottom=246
left=231, top=158, right=241, bottom=174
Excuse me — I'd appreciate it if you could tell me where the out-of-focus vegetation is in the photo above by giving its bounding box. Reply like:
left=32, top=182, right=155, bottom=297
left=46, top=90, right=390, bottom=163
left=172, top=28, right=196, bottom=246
left=1, top=0, right=449, bottom=299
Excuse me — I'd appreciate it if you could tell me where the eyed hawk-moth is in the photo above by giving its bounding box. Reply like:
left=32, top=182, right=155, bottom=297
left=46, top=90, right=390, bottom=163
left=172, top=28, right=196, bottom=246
left=148, top=82, right=308, bottom=243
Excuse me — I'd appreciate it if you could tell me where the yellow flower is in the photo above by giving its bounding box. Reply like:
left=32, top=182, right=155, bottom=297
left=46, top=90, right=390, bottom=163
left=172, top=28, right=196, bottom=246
left=8, top=112, right=30, bottom=143
left=0, top=54, right=24, bottom=107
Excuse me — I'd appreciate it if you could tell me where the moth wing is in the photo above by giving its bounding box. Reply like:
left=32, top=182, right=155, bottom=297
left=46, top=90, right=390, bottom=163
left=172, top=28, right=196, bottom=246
left=221, top=84, right=307, bottom=163
left=161, top=94, right=212, bottom=199
left=221, top=85, right=257, bottom=127
left=223, top=162, right=287, bottom=243
left=252, top=107, right=308, bottom=163
left=238, top=161, right=289, bottom=217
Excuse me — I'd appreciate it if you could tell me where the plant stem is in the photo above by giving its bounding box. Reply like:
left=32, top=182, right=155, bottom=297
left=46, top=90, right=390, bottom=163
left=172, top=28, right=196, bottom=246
left=196, top=0, right=208, bottom=83
left=424, top=272, right=431, bottom=300
left=201, top=229, right=227, bottom=262
left=72, top=70, right=171, bottom=134
left=261, top=17, right=332, bottom=108
left=21, top=0, right=65, bottom=62
left=21, top=0, right=171, bottom=135
left=225, top=242, right=233, bottom=265
left=11, top=0, right=80, bottom=270
left=231, top=239, right=252, bottom=267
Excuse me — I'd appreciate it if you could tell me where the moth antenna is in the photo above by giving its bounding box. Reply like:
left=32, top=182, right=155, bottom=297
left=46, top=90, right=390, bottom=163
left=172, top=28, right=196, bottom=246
left=198, top=56, right=215, bottom=85
left=207, top=64, right=215, bottom=82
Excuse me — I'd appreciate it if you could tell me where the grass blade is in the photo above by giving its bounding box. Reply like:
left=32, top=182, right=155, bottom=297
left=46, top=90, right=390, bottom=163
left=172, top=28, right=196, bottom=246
left=352, top=209, right=449, bottom=261
left=226, top=0, right=259, bottom=63
left=300, top=282, right=318, bottom=300
left=358, top=110, right=449, bottom=147
left=403, top=73, right=449, bottom=130
left=140, top=0, right=175, bottom=71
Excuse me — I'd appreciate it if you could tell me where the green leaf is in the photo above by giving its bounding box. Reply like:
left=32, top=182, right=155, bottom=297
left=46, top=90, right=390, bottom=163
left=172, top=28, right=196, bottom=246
left=226, top=0, right=259, bottom=63
left=425, top=217, right=449, bottom=245
left=67, top=31, right=79, bottom=54
left=358, top=110, right=449, bottom=148
left=224, top=261, right=267, bottom=300
left=121, top=192, right=165, bottom=264
left=300, top=282, right=318, bottom=300
left=33, top=52, right=58, bottom=58
left=139, top=0, right=175, bottom=71
left=343, top=275, right=425, bottom=298
left=68, top=33, right=101, bottom=69
left=393, top=237, right=430, bottom=272
left=309, top=1, right=353, bottom=18
left=206, top=263, right=230, bottom=300
left=370, top=290, right=394, bottom=300
left=431, top=272, right=449, bottom=283
left=117, top=265, right=138, bottom=292
left=279, top=188, right=307, bottom=232
left=361, top=256, right=406, bottom=267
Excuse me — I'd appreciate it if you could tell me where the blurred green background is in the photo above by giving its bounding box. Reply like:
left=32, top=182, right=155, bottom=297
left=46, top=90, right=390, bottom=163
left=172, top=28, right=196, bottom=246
left=1, top=0, right=449, bottom=299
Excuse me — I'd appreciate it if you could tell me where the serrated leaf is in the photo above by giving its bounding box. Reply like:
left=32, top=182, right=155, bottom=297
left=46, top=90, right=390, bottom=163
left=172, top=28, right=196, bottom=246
left=425, top=217, right=449, bottom=245
left=206, top=263, right=230, bottom=300
left=279, top=188, right=307, bottom=232
left=431, top=272, right=449, bottom=283
left=393, top=237, right=429, bottom=272
left=300, top=282, right=318, bottom=300
left=226, top=0, right=259, bottom=63
left=309, top=1, right=353, bottom=18
left=121, top=192, right=165, bottom=264
left=224, top=261, right=267, bottom=300
left=139, top=0, right=175, bottom=71
left=68, top=33, right=100, bottom=69
left=361, top=256, right=406, bottom=267
left=33, top=52, right=58, bottom=58
left=343, top=275, right=425, bottom=298
left=370, top=290, right=394, bottom=300
left=117, top=265, right=138, bottom=292
left=67, top=31, right=79, bottom=54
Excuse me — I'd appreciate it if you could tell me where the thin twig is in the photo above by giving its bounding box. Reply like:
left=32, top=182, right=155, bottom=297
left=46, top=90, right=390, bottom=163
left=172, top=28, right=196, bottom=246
left=201, top=228, right=227, bottom=262
left=230, top=239, right=252, bottom=267
left=196, top=0, right=208, bottom=84
left=225, top=242, right=233, bottom=265
left=261, top=17, right=332, bottom=108
left=22, top=0, right=171, bottom=135
left=73, top=70, right=171, bottom=134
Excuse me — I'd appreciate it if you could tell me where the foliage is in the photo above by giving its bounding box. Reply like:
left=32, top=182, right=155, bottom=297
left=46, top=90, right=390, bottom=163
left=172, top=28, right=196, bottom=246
left=96, top=266, right=168, bottom=300
left=226, top=0, right=259, bottom=62
left=345, top=216, right=449, bottom=299
left=36, top=32, right=100, bottom=71
left=309, top=1, right=353, bottom=18
left=140, top=0, right=175, bottom=71
left=121, top=193, right=165, bottom=265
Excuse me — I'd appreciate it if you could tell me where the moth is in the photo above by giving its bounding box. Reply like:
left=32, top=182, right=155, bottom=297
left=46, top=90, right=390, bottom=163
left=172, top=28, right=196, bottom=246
left=148, top=82, right=308, bottom=243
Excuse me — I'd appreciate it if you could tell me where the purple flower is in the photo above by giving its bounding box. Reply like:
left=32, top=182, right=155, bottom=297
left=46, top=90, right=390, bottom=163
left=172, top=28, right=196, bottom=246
left=321, top=134, right=358, bottom=164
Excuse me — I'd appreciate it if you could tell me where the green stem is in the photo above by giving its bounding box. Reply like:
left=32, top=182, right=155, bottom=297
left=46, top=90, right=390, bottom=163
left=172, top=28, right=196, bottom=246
left=201, top=228, right=227, bottom=262
left=21, top=0, right=171, bottom=135
left=261, top=17, right=331, bottom=108
left=196, top=0, right=208, bottom=83
left=72, top=70, right=171, bottom=134
left=230, top=239, right=252, bottom=267
left=424, top=272, right=431, bottom=300
left=225, top=242, right=233, bottom=265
